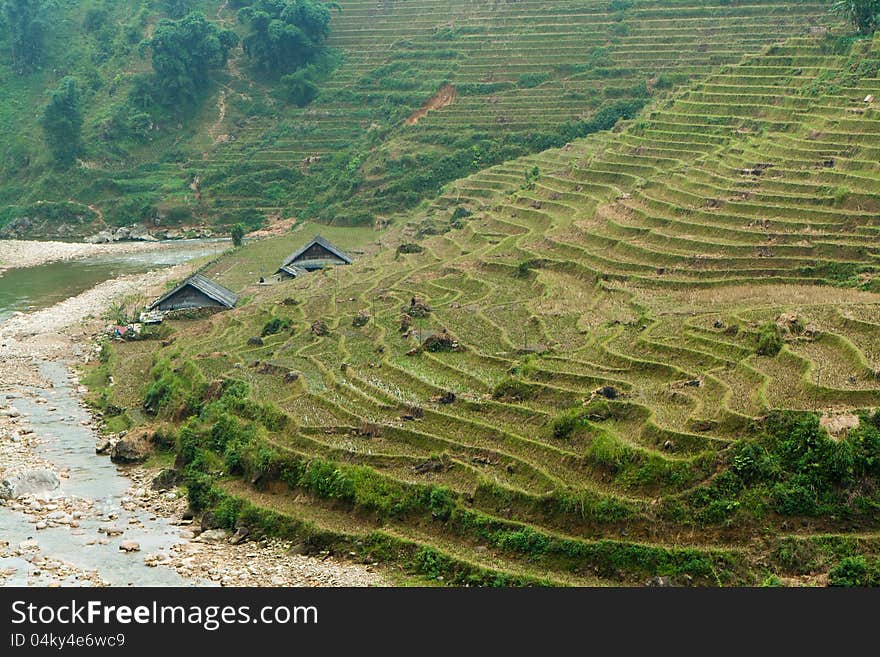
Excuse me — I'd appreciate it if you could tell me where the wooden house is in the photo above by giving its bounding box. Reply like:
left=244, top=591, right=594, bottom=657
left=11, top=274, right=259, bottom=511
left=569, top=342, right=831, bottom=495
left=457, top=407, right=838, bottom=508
left=149, top=274, right=237, bottom=312
left=276, top=235, right=353, bottom=276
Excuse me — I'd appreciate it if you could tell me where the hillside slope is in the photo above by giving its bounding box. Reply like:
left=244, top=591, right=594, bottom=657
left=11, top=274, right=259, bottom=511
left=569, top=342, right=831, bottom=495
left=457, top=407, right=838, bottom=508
left=94, top=30, right=880, bottom=586
left=0, top=0, right=835, bottom=237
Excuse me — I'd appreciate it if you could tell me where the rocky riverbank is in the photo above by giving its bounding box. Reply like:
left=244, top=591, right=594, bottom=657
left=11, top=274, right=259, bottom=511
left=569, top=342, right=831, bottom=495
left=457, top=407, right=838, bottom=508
left=0, top=239, right=169, bottom=275
left=0, top=263, right=388, bottom=588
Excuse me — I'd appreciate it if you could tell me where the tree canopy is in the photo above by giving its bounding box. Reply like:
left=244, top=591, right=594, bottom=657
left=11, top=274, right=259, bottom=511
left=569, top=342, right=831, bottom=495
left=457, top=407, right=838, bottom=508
left=162, top=0, right=194, bottom=19
left=832, top=0, right=880, bottom=34
left=139, top=12, right=238, bottom=107
left=40, top=76, right=83, bottom=166
left=1, top=0, right=48, bottom=73
left=237, top=0, right=333, bottom=75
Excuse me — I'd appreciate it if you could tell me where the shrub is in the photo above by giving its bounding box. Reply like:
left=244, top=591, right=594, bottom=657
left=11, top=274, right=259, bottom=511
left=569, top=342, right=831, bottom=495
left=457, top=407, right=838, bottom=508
left=828, top=555, right=880, bottom=586
left=396, top=243, right=424, bottom=255
left=517, top=72, right=550, bottom=89
left=756, top=322, right=783, bottom=356
left=492, top=378, right=535, bottom=402
left=261, top=316, right=292, bottom=337
left=552, top=408, right=586, bottom=439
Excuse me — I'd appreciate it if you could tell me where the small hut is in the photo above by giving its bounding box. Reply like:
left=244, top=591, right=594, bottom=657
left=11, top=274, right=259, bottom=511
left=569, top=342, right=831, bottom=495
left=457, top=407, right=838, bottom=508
left=149, top=274, right=237, bottom=312
left=277, top=235, right=353, bottom=276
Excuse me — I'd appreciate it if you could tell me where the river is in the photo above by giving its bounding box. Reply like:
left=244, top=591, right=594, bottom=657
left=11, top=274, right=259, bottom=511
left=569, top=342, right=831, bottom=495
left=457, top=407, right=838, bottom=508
left=0, top=239, right=228, bottom=324
left=0, top=240, right=225, bottom=586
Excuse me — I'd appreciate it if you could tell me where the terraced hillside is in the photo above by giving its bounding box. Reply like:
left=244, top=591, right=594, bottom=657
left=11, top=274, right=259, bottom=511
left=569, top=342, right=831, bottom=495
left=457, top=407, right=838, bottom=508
left=202, top=0, right=838, bottom=223
left=91, top=30, right=880, bottom=586
left=1, top=0, right=836, bottom=235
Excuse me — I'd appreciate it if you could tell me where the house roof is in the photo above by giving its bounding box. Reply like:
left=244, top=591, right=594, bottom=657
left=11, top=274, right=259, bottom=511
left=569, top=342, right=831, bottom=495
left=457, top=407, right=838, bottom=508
left=149, top=274, right=238, bottom=309
left=277, top=264, right=307, bottom=277
left=281, top=235, right=353, bottom=267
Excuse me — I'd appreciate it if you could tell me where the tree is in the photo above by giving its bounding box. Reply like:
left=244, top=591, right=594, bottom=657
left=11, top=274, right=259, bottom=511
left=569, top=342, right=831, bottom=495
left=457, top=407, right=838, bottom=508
left=40, top=77, right=83, bottom=166
left=230, top=222, right=245, bottom=247
left=139, top=12, right=238, bottom=107
left=237, top=0, right=332, bottom=75
left=832, top=0, right=880, bottom=34
left=282, top=66, right=319, bottom=106
left=163, top=0, right=193, bottom=19
left=1, top=0, right=48, bottom=73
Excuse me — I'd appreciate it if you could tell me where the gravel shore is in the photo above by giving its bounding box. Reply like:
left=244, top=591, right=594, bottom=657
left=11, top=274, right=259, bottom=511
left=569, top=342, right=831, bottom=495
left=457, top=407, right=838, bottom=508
left=0, top=263, right=388, bottom=587
left=0, top=239, right=175, bottom=275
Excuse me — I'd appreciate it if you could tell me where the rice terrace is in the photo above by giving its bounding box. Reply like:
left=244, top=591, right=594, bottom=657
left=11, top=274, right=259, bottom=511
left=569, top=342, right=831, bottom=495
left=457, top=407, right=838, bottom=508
left=2, top=0, right=880, bottom=589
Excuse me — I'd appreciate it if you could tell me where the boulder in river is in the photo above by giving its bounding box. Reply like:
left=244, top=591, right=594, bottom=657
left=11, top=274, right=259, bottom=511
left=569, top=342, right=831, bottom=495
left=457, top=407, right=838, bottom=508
left=0, top=469, right=61, bottom=500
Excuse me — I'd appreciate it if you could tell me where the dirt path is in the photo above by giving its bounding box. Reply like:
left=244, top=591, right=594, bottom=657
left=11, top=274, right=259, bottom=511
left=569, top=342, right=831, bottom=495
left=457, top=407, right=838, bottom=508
left=405, top=85, right=457, bottom=126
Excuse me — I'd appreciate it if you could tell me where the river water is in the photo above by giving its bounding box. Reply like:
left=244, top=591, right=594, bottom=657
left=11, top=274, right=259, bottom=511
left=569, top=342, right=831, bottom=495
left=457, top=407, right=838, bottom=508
left=0, top=240, right=228, bottom=323
left=0, top=240, right=227, bottom=586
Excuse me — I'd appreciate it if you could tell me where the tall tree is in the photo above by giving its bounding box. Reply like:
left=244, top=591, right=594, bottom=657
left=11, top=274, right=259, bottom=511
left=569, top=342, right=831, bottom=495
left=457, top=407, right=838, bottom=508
left=237, top=0, right=332, bottom=75
left=162, top=0, right=193, bottom=19
left=832, top=0, right=880, bottom=34
left=139, top=12, right=238, bottom=106
left=40, top=76, right=83, bottom=166
left=1, top=0, right=47, bottom=73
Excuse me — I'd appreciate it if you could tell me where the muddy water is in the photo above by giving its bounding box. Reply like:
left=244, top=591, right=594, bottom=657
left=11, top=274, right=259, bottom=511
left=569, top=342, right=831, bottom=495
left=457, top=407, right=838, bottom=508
left=0, top=239, right=227, bottom=323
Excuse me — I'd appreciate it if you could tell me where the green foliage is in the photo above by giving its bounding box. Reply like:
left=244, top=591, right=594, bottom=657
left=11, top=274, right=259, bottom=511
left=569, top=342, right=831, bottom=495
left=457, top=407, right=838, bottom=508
left=831, top=0, right=880, bottom=34
left=261, top=315, right=291, bottom=336
left=230, top=222, right=246, bottom=247
left=162, top=0, right=193, bottom=19
left=396, top=242, right=424, bottom=256
left=756, top=322, right=783, bottom=356
left=143, top=357, right=207, bottom=419
left=138, top=12, right=238, bottom=107
left=828, top=555, right=880, bottom=586
left=517, top=72, right=550, bottom=89
left=238, top=0, right=332, bottom=75
left=551, top=408, right=588, bottom=439
left=684, top=411, right=880, bottom=523
left=492, top=377, right=536, bottom=402
left=1, top=0, right=47, bottom=73
left=40, top=77, right=83, bottom=166
left=523, top=165, right=540, bottom=190
left=281, top=66, right=319, bottom=106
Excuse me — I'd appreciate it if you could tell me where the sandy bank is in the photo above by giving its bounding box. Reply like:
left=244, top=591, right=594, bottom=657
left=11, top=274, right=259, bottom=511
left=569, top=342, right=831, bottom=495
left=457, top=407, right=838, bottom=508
left=0, top=239, right=187, bottom=275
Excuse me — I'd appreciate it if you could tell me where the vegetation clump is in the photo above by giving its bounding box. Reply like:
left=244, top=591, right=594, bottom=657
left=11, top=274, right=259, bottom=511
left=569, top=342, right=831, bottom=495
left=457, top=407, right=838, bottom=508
left=756, top=322, right=784, bottom=356
left=681, top=411, right=880, bottom=523
left=352, top=310, right=370, bottom=327
left=261, top=316, right=292, bottom=337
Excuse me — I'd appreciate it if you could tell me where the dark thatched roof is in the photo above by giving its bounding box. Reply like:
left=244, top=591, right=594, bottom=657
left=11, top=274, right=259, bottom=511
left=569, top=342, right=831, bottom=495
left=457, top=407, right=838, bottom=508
left=281, top=235, right=353, bottom=268
left=149, top=274, right=237, bottom=310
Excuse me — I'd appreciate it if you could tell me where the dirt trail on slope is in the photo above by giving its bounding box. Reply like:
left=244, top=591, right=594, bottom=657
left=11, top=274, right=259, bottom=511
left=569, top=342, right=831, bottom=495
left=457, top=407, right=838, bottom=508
left=405, top=84, right=457, bottom=126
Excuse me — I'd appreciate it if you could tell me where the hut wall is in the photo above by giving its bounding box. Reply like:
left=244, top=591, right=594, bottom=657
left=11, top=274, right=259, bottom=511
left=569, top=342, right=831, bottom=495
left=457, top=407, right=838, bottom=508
left=155, top=287, right=224, bottom=311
